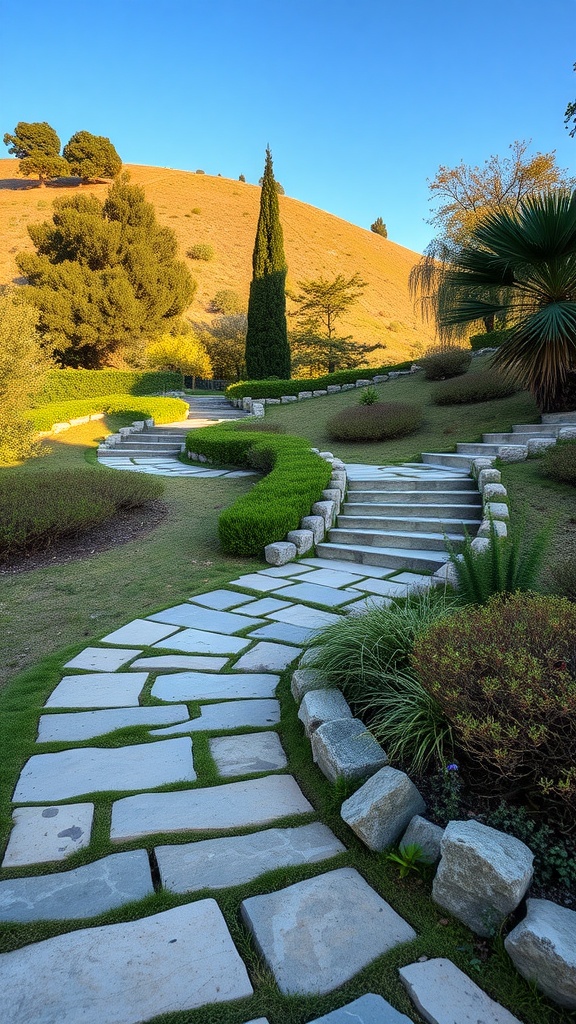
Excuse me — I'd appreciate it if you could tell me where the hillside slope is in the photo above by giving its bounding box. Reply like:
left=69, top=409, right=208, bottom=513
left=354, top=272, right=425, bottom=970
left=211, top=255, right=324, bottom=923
left=0, top=159, right=436, bottom=363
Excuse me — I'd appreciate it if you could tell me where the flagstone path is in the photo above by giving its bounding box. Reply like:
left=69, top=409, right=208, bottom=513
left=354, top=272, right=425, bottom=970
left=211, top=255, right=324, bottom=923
left=0, top=557, right=524, bottom=1024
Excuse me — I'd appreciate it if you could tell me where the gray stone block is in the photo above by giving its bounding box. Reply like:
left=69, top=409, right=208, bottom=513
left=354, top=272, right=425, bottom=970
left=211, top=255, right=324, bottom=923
left=298, top=391, right=313, bottom=399
left=478, top=518, right=507, bottom=539
left=265, top=398, right=280, bottom=405
left=527, top=436, right=556, bottom=455
left=472, top=457, right=495, bottom=477
left=341, top=767, right=425, bottom=851
left=478, top=467, right=501, bottom=490
left=433, top=820, right=534, bottom=937
left=504, top=898, right=576, bottom=1009
left=0, top=850, right=153, bottom=922
left=319, top=451, right=335, bottom=459
left=286, top=529, right=314, bottom=554
left=242, top=397, right=253, bottom=411
left=372, top=375, right=389, bottom=383
left=327, top=385, right=341, bottom=393
left=322, top=488, right=342, bottom=510
left=298, top=689, right=352, bottom=736
left=301, top=515, right=325, bottom=543
left=311, top=718, right=388, bottom=784
left=470, top=536, right=490, bottom=554
left=313, top=390, right=328, bottom=397
left=264, top=541, right=297, bottom=566
left=341, top=382, right=356, bottom=390
left=291, top=668, right=328, bottom=702
left=401, top=815, right=444, bottom=863
left=241, top=867, right=416, bottom=995
left=486, top=501, right=509, bottom=520
left=252, top=403, right=265, bottom=417
left=559, top=426, right=576, bottom=439
left=497, top=444, right=527, bottom=462
left=399, top=957, right=522, bottom=1024
left=309, top=994, right=412, bottom=1023
left=355, top=379, right=372, bottom=387
left=281, top=395, right=297, bottom=403
left=311, top=500, right=336, bottom=527
left=482, top=482, right=507, bottom=501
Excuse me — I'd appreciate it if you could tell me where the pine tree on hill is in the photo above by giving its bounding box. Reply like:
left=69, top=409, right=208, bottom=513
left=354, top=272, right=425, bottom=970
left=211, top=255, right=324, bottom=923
left=245, top=147, right=291, bottom=379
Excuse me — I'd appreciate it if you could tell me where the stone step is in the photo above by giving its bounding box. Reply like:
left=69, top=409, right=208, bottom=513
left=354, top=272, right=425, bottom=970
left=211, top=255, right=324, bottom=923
left=541, top=410, right=576, bottom=423
left=345, top=488, right=481, bottom=505
left=456, top=442, right=502, bottom=456
left=328, top=527, right=463, bottom=553
left=421, top=452, right=475, bottom=469
left=98, top=446, right=182, bottom=457
left=316, top=541, right=449, bottom=572
left=346, top=477, right=477, bottom=492
left=511, top=422, right=559, bottom=434
left=114, top=442, right=183, bottom=453
left=337, top=515, right=480, bottom=535
left=482, top=431, right=550, bottom=443
left=343, top=501, right=482, bottom=518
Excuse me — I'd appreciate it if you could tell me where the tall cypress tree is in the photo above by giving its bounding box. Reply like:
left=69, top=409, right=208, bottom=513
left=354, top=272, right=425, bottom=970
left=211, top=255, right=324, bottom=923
left=245, top=147, right=291, bottom=379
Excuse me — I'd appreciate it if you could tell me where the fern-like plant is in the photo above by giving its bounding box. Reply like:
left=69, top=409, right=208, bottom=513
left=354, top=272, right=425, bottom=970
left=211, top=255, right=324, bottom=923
left=446, top=519, right=551, bottom=604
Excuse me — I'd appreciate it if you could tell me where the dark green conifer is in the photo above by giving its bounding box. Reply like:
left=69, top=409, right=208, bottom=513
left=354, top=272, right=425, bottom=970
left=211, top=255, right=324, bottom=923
left=245, top=147, right=290, bottom=379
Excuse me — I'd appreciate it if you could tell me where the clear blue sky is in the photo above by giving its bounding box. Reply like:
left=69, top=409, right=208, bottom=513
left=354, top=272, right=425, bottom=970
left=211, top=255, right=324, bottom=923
left=2, top=0, right=575, bottom=253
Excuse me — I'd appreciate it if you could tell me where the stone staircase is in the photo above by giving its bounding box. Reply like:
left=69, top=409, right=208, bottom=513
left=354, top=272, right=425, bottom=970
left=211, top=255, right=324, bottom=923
left=419, top=411, right=576, bottom=471
left=317, top=466, right=483, bottom=573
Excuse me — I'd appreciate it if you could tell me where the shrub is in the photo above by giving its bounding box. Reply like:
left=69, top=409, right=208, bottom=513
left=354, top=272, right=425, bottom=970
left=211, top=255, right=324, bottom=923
left=185, top=424, right=331, bottom=555
left=469, top=328, right=513, bottom=351
left=29, top=396, right=188, bottom=432
left=549, top=555, right=576, bottom=601
left=446, top=519, right=550, bottom=604
left=0, top=468, right=163, bottom=559
left=540, top=439, right=576, bottom=485
left=187, top=244, right=214, bottom=261
left=420, top=346, right=472, bottom=380
left=210, top=289, right=243, bottom=315
left=358, top=387, right=378, bottom=405
left=327, top=402, right=422, bottom=442
left=37, top=369, right=182, bottom=405
left=432, top=369, right=518, bottom=405
left=224, top=360, right=414, bottom=401
left=191, top=207, right=201, bottom=215
left=412, top=592, right=576, bottom=832
left=234, top=420, right=286, bottom=434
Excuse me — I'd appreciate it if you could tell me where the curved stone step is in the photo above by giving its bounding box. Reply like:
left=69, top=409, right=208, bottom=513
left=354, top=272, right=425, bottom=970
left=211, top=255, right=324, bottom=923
left=346, top=488, right=481, bottom=505
left=347, top=476, right=477, bottom=492
left=328, top=527, right=463, bottom=553
left=316, top=541, right=448, bottom=572
left=337, top=515, right=480, bottom=535
left=421, top=453, right=475, bottom=469
left=343, top=501, right=482, bottom=517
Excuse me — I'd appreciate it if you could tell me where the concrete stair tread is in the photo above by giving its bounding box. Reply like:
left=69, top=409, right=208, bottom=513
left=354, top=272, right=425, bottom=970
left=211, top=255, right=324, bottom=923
left=347, top=478, right=477, bottom=491
left=343, top=502, right=482, bottom=516
left=338, top=515, right=481, bottom=529
left=316, top=541, right=448, bottom=571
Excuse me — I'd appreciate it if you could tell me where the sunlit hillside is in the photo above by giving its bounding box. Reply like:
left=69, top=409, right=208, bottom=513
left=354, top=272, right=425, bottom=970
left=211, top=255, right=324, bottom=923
left=0, top=159, right=436, bottom=364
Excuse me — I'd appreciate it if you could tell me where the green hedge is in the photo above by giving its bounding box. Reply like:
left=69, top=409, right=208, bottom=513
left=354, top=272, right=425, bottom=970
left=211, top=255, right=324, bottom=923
left=469, top=329, right=512, bottom=351
left=29, top=396, right=189, bottom=432
left=37, top=369, right=183, bottom=405
left=225, top=361, right=414, bottom=401
left=185, top=424, right=332, bottom=555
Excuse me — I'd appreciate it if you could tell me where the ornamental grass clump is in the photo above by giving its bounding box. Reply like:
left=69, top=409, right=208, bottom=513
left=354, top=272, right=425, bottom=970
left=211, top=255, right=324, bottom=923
left=412, top=592, right=576, bottom=833
left=420, top=345, right=472, bottom=380
left=327, top=401, right=422, bottom=442
left=540, top=439, right=576, bottom=486
left=432, top=369, right=518, bottom=405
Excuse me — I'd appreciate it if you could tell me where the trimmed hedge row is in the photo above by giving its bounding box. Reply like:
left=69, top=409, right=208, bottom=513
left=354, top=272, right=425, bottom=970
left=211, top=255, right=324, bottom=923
left=0, top=468, right=163, bottom=559
left=185, top=424, right=332, bottom=556
left=224, top=361, right=414, bottom=401
left=29, top=396, right=189, bottom=432
left=469, top=329, right=512, bottom=351
left=37, top=369, right=183, bottom=405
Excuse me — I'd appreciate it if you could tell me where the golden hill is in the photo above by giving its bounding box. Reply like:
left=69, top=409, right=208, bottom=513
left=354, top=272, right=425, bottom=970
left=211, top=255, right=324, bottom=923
left=0, top=159, right=436, bottom=364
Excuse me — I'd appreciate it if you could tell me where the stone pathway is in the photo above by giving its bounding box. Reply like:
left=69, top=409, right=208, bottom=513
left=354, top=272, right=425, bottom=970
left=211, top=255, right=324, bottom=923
left=0, top=561, right=524, bottom=1021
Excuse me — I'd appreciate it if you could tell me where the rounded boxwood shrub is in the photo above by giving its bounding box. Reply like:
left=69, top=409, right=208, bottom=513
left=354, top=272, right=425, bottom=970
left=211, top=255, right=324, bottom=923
left=540, top=438, right=576, bottom=485
left=420, top=346, right=472, bottom=380
left=412, top=592, right=576, bottom=833
left=187, top=243, right=214, bottom=261
left=327, top=402, right=422, bottom=442
left=432, top=369, right=518, bottom=405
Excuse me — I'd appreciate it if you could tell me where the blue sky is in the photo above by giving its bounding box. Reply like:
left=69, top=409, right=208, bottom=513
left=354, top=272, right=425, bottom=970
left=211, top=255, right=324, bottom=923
left=2, top=0, right=575, bottom=252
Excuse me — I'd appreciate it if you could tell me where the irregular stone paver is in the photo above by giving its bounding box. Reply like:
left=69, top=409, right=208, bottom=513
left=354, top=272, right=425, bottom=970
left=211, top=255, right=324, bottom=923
left=2, top=804, right=94, bottom=867
left=0, top=901, right=253, bottom=1024
left=504, top=898, right=576, bottom=1008
left=312, top=718, right=388, bottom=784
left=148, top=603, right=262, bottom=632
left=250, top=621, right=312, bottom=645
left=191, top=589, right=255, bottom=610
left=399, top=958, right=522, bottom=1024
left=151, top=671, right=279, bottom=702
left=37, top=705, right=190, bottom=742
left=234, top=597, right=293, bottom=616
left=233, top=641, right=302, bottom=672
left=149, top=699, right=280, bottom=734
left=269, top=604, right=341, bottom=629
left=210, top=732, right=287, bottom=776
left=111, top=775, right=314, bottom=840
left=299, top=557, right=395, bottom=578
left=64, top=648, right=140, bottom=672
left=260, top=564, right=314, bottom=577
left=241, top=867, right=416, bottom=995
left=156, top=822, right=344, bottom=893
left=274, top=582, right=355, bottom=607
left=0, top=850, right=153, bottom=922
left=45, top=672, right=148, bottom=709
left=349, top=578, right=408, bottom=598
left=298, top=689, right=352, bottom=736
left=130, top=654, right=228, bottom=671
left=99, top=619, right=180, bottom=647
left=310, top=993, right=414, bottom=1023
left=14, top=738, right=195, bottom=802
left=152, top=627, right=250, bottom=655
left=341, top=767, right=426, bottom=852
left=228, top=573, right=290, bottom=592
left=341, top=595, right=392, bottom=615
left=298, top=568, right=367, bottom=588
left=392, top=572, right=433, bottom=587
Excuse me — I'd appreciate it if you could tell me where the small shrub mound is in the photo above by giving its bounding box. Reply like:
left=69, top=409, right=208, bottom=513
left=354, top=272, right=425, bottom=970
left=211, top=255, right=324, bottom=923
left=550, top=555, right=576, bottom=601
left=412, top=592, right=576, bottom=833
left=327, top=402, right=422, bottom=442
left=540, top=438, right=576, bottom=485
left=358, top=387, right=378, bottom=405
left=187, top=243, right=214, bottom=261
left=0, top=469, right=163, bottom=559
left=432, top=369, right=518, bottom=405
left=420, top=346, right=472, bottom=380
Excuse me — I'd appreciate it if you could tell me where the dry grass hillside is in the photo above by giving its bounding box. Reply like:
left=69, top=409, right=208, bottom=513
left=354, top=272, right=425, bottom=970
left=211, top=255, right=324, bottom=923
left=0, top=159, right=436, bottom=364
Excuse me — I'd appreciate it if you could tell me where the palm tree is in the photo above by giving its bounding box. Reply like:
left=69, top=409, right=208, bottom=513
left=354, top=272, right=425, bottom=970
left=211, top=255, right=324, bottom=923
left=410, top=191, right=576, bottom=412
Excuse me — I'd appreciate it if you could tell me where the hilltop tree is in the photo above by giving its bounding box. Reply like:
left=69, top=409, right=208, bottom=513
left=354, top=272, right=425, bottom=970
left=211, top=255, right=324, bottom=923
left=146, top=333, right=211, bottom=388
left=289, top=272, right=379, bottom=374
left=245, top=148, right=290, bottom=378
left=17, top=174, right=195, bottom=368
left=63, top=131, right=122, bottom=181
left=3, top=121, right=68, bottom=185
left=370, top=217, right=387, bottom=238
left=565, top=62, right=576, bottom=136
